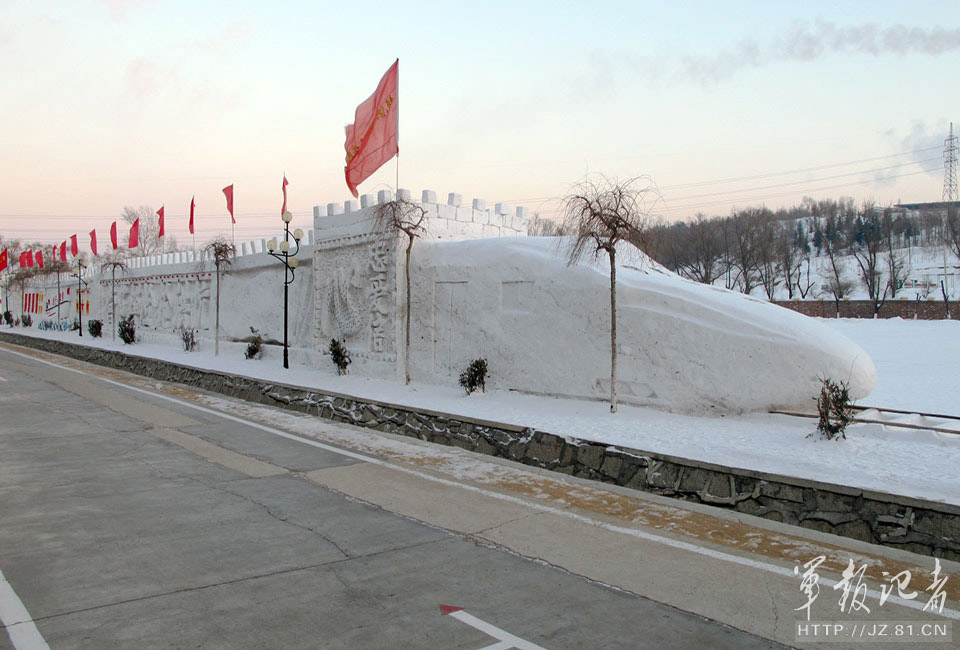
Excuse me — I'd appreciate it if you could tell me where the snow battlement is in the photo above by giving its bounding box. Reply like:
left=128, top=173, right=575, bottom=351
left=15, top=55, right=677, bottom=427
left=311, top=189, right=528, bottom=243
left=88, top=230, right=319, bottom=275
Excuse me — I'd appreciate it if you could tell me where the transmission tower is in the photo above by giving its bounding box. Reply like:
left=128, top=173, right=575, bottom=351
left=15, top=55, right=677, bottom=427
left=945, top=122, right=958, bottom=201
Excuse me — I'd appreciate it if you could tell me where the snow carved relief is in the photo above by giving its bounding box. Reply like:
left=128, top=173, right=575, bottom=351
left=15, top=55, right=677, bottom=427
left=315, top=236, right=397, bottom=362
left=107, top=274, right=212, bottom=333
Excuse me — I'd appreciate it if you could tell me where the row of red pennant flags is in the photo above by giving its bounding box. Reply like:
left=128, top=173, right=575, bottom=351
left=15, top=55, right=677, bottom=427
left=0, top=181, right=257, bottom=272
left=0, top=59, right=399, bottom=274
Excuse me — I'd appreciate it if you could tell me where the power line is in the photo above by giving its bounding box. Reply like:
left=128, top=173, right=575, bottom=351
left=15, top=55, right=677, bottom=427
left=659, top=167, right=939, bottom=213
left=664, top=157, right=942, bottom=203
left=659, top=146, right=942, bottom=191
left=497, top=145, right=944, bottom=205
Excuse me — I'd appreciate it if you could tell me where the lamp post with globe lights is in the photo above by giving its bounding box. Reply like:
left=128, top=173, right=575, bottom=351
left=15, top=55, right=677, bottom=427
left=70, top=262, right=87, bottom=337
left=266, top=211, right=303, bottom=369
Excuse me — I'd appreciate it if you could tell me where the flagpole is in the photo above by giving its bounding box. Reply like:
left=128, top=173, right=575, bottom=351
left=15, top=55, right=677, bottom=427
left=396, top=58, right=400, bottom=196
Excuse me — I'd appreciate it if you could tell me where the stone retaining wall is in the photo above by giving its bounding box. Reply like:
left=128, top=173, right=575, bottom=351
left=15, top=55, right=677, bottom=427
left=3, top=330, right=959, bottom=561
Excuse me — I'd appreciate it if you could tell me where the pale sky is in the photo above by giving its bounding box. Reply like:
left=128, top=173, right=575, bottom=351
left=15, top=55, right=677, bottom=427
left=2, top=0, right=958, bottom=250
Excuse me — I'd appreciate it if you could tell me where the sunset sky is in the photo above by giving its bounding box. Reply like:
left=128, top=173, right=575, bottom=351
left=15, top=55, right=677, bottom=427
left=2, top=0, right=958, bottom=251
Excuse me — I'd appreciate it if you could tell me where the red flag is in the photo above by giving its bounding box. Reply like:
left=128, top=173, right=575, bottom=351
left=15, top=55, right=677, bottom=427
left=20, top=250, right=34, bottom=267
left=60, top=241, right=66, bottom=261
left=157, top=205, right=165, bottom=237
left=223, top=185, right=235, bottom=224
left=70, top=234, right=78, bottom=257
left=110, top=222, right=118, bottom=249
left=281, top=175, right=289, bottom=216
left=90, top=229, right=98, bottom=257
left=344, top=59, right=399, bottom=198
left=36, top=250, right=44, bottom=269
left=129, top=218, right=140, bottom=249
left=189, top=196, right=195, bottom=234
left=0, top=248, right=6, bottom=272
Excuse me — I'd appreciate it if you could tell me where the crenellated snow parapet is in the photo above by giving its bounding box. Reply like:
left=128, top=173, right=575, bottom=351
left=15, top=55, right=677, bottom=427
left=311, top=189, right=528, bottom=242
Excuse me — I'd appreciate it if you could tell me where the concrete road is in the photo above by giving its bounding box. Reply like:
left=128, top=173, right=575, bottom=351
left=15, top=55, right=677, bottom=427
left=1, top=343, right=957, bottom=649
left=0, top=346, right=781, bottom=649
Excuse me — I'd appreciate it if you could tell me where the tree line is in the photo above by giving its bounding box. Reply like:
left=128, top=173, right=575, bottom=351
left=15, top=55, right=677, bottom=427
left=530, top=197, right=960, bottom=316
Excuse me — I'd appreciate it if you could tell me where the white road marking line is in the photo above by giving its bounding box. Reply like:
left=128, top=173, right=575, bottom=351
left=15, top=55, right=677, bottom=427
left=0, top=375, right=7, bottom=382
left=0, top=567, right=51, bottom=650
left=442, top=606, right=548, bottom=650
left=6, top=347, right=960, bottom=622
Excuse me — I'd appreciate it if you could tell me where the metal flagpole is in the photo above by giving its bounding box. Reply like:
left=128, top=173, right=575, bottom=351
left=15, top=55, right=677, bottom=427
left=396, top=58, right=399, bottom=196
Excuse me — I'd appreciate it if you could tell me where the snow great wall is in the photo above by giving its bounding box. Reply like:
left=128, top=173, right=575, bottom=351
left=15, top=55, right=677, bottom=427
left=11, top=189, right=876, bottom=414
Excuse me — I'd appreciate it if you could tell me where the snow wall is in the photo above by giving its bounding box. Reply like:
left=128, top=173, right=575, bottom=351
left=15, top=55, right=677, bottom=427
left=10, top=188, right=875, bottom=414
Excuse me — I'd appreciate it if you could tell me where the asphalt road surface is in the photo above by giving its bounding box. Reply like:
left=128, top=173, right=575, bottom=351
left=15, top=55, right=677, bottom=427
left=2, top=343, right=957, bottom=649
left=0, top=346, right=784, bottom=649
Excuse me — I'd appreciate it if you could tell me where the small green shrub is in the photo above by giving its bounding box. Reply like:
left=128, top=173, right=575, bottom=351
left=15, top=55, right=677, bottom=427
left=118, top=314, right=136, bottom=344
left=816, top=377, right=854, bottom=440
left=459, top=358, right=488, bottom=395
left=21, top=314, right=32, bottom=327
left=3, top=311, right=12, bottom=326
left=178, top=326, right=197, bottom=352
left=245, top=327, right=263, bottom=359
left=87, top=319, right=103, bottom=338
left=71, top=317, right=80, bottom=331
left=329, top=338, right=351, bottom=375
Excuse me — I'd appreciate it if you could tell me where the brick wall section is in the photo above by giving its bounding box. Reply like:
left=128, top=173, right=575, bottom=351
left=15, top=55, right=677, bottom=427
left=774, top=299, right=956, bottom=319
left=3, top=330, right=960, bottom=561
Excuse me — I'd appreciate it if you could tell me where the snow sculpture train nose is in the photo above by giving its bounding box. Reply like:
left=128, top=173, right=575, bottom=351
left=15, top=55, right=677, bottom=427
left=407, top=236, right=876, bottom=414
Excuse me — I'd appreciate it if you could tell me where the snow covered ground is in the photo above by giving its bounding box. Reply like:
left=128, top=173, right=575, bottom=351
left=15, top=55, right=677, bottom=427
left=824, top=318, right=960, bottom=415
left=4, top=316, right=960, bottom=505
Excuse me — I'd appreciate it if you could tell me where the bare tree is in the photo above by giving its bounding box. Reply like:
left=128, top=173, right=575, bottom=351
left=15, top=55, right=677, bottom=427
left=671, top=214, right=724, bottom=284
left=122, top=206, right=178, bottom=258
left=753, top=211, right=780, bottom=300
left=562, top=175, right=661, bottom=413
left=727, top=209, right=766, bottom=295
left=101, top=253, right=128, bottom=340
left=849, top=205, right=888, bottom=316
left=374, top=198, right=427, bottom=384
left=795, top=257, right=817, bottom=299
left=202, top=238, right=235, bottom=355
left=527, top=213, right=566, bottom=237
left=882, top=209, right=908, bottom=299
left=816, top=214, right=854, bottom=317
left=944, top=205, right=960, bottom=261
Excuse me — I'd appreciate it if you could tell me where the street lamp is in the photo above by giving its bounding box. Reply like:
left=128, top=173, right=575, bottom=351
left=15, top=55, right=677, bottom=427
left=70, top=262, right=87, bottom=337
left=266, top=211, right=303, bottom=369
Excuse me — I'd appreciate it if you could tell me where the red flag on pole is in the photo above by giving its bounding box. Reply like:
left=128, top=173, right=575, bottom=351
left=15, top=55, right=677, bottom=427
left=281, top=175, right=289, bottom=216
left=90, top=229, right=98, bottom=257
left=110, top=222, right=118, bottom=250
left=157, top=205, right=165, bottom=237
left=223, top=185, right=235, bottom=224
left=70, top=234, right=78, bottom=257
left=0, top=249, right=7, bottom=272
left=20, top=251, right=34, bottom=267
left=129, top=218, right=140, bottom=249
left=60, top=241, right=66, bottom=261
left=189, top=196, right=195, bottom=234
left=36, top=250, right=44, bottom=269
left=344, top=59, right=399, bottom=198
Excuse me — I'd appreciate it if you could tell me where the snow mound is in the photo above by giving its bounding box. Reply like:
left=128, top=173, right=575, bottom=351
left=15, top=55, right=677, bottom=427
left=411, top=236, right=875, bottom=414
